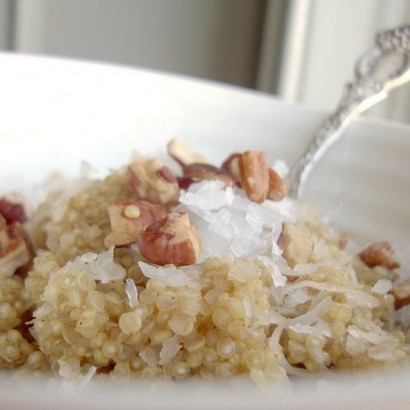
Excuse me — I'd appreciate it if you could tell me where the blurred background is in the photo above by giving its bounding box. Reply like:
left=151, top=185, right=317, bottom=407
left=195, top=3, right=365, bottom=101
left=0, top=0, right=409, bottom=123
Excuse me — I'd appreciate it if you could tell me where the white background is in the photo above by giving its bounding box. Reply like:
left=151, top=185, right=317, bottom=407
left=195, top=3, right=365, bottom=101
left=1, top=0, right=409, bottom=123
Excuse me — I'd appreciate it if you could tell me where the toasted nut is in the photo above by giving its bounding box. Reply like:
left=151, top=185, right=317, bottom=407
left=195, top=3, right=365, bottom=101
left=239, top=151, right=269, bottom=203
left=177, top=176, right=194, bottom=190
left=7, top=221, right=34, bottom=257
left=104, top=199, right=167, bottom=247
left=278, top=222, right=314, bottom=268
left=137, top=212, right=203, bottom=266
left=183, top=163, right=235, bottom=187
left=392, top=280, right=410, bottom=309
left=267, top=168, right=287, bottom=201
left=0, top=228, right=10, bottom=250
left=0, top=198, right=27, bottom=224
left=0, top=238, right=31, bottom=277
left=128, top=154, right=179, bottom=204
left=167, top=138, right=208, bottom=166
left=0, top=214, right=6, bottom=230
left=359, top=241, right=400, bottom=270
left=221, top=153, right=242, bottom=185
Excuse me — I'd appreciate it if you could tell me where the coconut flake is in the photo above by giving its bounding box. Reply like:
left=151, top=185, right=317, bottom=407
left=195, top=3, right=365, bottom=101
left=56, top=246, right=126, bottom=283
left=372, top=279, right=392, bottom=295
left=289, top=319, right=332, bottom=337
left=32, top=302, right=53, bottom=319
left=78, top=366, right=97, bottom=389
left=286, top=296, right=333, bottom=326
left=138, top=261, right=201, bottom=289
left=77, top=246, right=126, bottom=284
left=258, top=256, right=287, bottom=288
left=281, top=280, right=380, bottom=308
left=268, top=326, right=307, bottom=377
left=177, top=179, right=295, bottom=259
left=292, top=263, right=319, bottom=275
left=179, top=180, right=234, bottom=210
left=125, top=278, right=138, bottom=308
left=159, top=335, right=182, bottom=365
left=347, top=325, right=391, bottom=344
left=284, top=289, right=310, bottom=306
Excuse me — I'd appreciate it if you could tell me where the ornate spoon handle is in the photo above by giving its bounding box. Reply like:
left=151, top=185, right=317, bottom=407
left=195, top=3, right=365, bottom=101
left=288, top=25, right=410, bottom=198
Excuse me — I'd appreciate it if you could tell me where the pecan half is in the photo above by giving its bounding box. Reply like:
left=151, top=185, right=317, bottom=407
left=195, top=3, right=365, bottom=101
left=137, top=212, right=203, bottom=266
left=167, top=138, right=208, bottom=166
left=359, top=241, right=400, bottom=270
left=104, top=199, right=167, bottom=247
left=267, top=168, right=287, bottom=201
left=238, top=151, right=269, bottom=203
left=221, top=153, right=242, bottom=185
left=127, top=154, right=179, bottom=204
left=278, top=222, right=314, bottom=268
left=183, top=163, right=235, bottom=187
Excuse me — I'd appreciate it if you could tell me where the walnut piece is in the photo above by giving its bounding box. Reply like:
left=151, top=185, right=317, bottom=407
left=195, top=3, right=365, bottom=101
left=104, top=199, right=167, bottom=247
left=238, top=151, right=269, bottom=204
left=167, top=138, right=208, bottom=166
left=127, top=154, right=179, bottom=205
left=137, top=212, right=203, bottom=266
left=359, top=241, right=400, bottom=270
left=278, top=222, right=314, bottom=268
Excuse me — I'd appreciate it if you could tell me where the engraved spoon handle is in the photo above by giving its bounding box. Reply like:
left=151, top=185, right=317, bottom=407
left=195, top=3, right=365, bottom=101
left=288, top=25, right=410, bottom=198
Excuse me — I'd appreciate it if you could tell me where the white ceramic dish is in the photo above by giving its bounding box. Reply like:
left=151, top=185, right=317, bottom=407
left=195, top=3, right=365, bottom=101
left=0, top=53, right=410, bottom=409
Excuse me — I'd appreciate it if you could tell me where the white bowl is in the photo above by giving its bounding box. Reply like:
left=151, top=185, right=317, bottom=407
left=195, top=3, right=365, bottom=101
left=1, top=53, right=410, bottom=409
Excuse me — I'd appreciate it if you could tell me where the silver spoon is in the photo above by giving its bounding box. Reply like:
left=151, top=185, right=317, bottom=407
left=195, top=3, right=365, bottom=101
left=287, top=24, right=410, bottom=198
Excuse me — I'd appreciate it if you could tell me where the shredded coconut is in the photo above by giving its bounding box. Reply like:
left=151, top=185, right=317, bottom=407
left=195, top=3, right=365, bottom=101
left=139, top=261, right=202, bottom=288
left=372, top=279, right=392, bottom=294
left=125, top=278, right=138, bottom=308
left=57, top=246, right=126, bottom=284
left=159, top=335, right=182, bottom=365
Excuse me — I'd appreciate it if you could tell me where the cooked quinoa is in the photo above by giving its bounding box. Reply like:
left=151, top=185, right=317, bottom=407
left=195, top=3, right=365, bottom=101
left=1, top=143, right=409, bottom=386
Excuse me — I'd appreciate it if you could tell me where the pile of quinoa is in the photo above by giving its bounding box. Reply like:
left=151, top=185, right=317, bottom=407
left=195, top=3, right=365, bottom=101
left=1, top=141, right=409, bottom=386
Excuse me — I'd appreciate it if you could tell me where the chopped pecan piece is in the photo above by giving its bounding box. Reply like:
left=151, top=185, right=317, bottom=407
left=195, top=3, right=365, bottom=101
left=176, top=176, right=194, bottom=190
left=137, top=212, right=203, bottom=266
left=127, top=154, right=179, bottom=204
left=0, top=198, right=27, bottom=224
left=267, top=168, right=287, bottom=201
left=278, top=222, right=314, bottom=268
left=0, top=239, right=31, bottom=277
left=221, top=153, right=242, bottom=185
left=104, top=199, right=168, bottom=247
left=167, top=138, right=208, bottom=166
left=183, top=163, right=235, bottom=187
left=238, top=151, right=269, bottom=203
left=359, top=241, right=400, bottom=270
left=392, top=280, right=410, bottom=309
left=0, top=221, right=33, bottom=277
